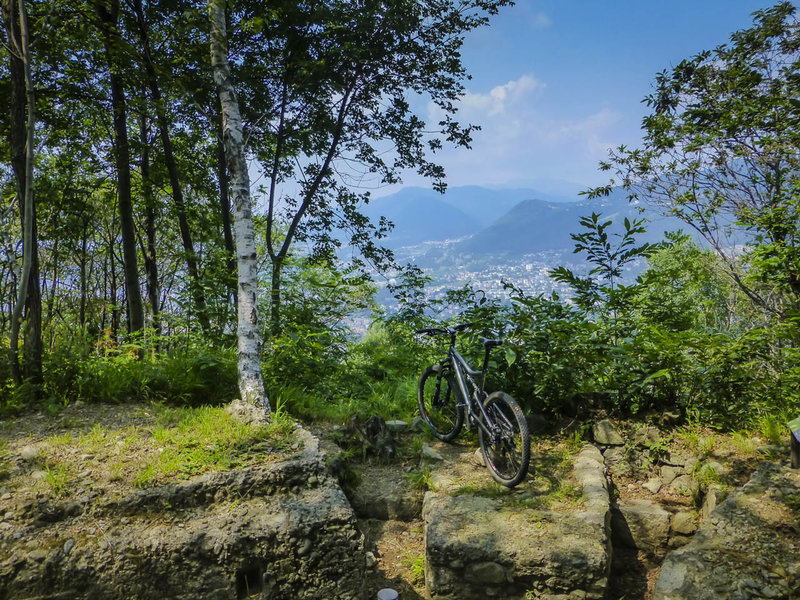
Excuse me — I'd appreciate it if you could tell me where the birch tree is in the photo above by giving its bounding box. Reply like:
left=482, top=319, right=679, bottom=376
left=208, top=0, right=268, bottom=413
left=2, top=0, right=41, bottom=385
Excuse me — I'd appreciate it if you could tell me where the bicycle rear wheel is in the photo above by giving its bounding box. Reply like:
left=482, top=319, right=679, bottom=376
left=479, top=391, right=530, bottom=487
left=418, top=365, right=464, bottom=442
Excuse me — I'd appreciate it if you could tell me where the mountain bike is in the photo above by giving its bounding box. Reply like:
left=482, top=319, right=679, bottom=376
left=416, top=323, right=530, bottom=487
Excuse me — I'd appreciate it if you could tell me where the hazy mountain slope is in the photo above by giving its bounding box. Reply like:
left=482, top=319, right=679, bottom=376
left=362, top=185, right=577, bottom=248
left=361, top=193, right=478, bottom=247
left=455, top=193, right=688, bottom=256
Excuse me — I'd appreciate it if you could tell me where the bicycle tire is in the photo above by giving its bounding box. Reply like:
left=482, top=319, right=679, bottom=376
left=479, top=391, right=530, bottom=487
left=418, top=365, right=464, bottom=442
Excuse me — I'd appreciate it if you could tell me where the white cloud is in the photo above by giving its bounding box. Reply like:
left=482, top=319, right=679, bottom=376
left=436, top=74, right=544, bottom=120
left=422, top=74, right=623, bottom=189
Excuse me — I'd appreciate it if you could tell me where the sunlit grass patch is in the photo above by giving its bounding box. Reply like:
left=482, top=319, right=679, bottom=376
left=43, top=464, right=71, bottom=498
left=32, top=403, right=297, bottom=491
left=134, top=405, right=294, bottom=487
left=400, top=552, right=425, bottom=586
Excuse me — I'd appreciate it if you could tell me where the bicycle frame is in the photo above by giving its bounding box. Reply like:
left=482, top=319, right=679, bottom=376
left=445, top=345, right=499, bottom=444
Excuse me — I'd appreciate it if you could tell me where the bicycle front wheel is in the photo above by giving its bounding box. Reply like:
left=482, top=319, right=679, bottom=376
left=479, top=391, right=530, bottom=487
left=418, top=365, right=464, bottom=442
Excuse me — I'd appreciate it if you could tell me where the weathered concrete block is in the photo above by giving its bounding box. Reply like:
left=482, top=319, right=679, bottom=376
left=424, top=445, right=611, bottom=600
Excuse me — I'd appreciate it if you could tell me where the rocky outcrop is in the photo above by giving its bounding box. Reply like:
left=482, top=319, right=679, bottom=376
left=654, top=462, right=800, bottom=600
left=423, top=444, right=611, bottom=599
left=347, top=473, right=424, bottom=521
left=0, top=427, right=367, bottom=600
left=612, top=499, right=671, bottom=557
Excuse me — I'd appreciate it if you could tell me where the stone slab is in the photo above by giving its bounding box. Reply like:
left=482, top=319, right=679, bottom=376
left=423, top=445, right=611, bottom=599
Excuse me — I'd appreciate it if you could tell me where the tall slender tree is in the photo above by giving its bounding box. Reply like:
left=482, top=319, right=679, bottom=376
left=209, top=0, right=268, bottom=413
left=2, top=0, right=42, bottom=385
left=94, top=0, right=145, bottom=334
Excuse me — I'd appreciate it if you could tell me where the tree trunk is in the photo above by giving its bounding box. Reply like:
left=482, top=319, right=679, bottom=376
left=2, top=0, right=41, bottom=386
left=95, top=0, right=145, bottom=334
left=139, top=113, right=160, bottom=334
left=132, top=0, right=210, bottom=333
left=80, top=219, right=88, bottom=328
left=270, top=257, right=283, bottom=336
left=217, top=108, right=237, bottom=304
left=209, top=0, right=269, bottom=414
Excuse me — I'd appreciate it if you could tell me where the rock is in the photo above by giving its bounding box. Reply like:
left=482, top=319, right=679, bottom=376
left=705, top=460, right=727, bottom=477
left=421, top=445, right=444, bottom=462
left=31, top=470, right=47, bottom=481
left=27, top=550, right=47, bottom=562
left=593, top=419, right=624, bottom=446
left=465, top=561, right=507, bottom=584
left=603, top=447, right=631, bottom=477
left=385, top=420, right=408, bottom=432
left=612, top=499, right=670, bottom=555
left=659, top=409, right=682, bottom=427
left=643, top=478, right=663, bottom=494
left=671, top=511, right=697, bottom=535
left=19, top=446, right=38, bottom=461
left=669, top=475, right=698, bottom=496
left=365, top=551, right=378, bottom=569
left=633, top=425, right=661, bottom=448
left=0, top=429, right=368, bottom=600
left=665, top=452, right=687, bottom=467
left=654, top=462, right=800, bottom=600
left=701, top=486, right=720, bottom=521
left=423, top=444, right=610, bottom=599
left=347, top=474, right=423, bottom=521
left=660, top=465, right=683, bottom=486
left=471, top=449, right=486, bottom=467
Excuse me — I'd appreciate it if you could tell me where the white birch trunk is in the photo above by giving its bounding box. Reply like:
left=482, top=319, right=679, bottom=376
left=208, top=0, right=270, bottom=414
left=7, top=0, right=35, bottom=383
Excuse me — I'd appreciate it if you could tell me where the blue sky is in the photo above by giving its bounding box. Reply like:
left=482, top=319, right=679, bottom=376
left=383, top=0, right=782, bottom=198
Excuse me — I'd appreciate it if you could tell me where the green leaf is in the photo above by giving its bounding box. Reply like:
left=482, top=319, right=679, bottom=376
left=505, top=348, right=517, bottom=366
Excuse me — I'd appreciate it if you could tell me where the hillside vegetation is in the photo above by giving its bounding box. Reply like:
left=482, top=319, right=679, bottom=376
left=1, top=2, right=798, bottom=451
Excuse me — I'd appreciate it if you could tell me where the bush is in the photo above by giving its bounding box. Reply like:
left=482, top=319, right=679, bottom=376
left=39, top=336, right=237, bottom=408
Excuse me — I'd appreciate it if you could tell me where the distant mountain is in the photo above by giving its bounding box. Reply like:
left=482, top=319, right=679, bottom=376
left=361, top=192, right=478, bottom=248
left=362, top=185, right=576, bottom=248
left=455, top=191, right=687, bottom=256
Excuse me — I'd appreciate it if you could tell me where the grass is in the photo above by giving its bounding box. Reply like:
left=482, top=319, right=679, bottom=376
left=758, top=416, right=784, bottom=446
left=404, top=466, right=433, bottom=491
left=43, top=464, right=71, bottom=498
left=0, top=440, right=9, bottom=481
left=31, top=403, right=297, bottom=493
left=134, top=406, right=293, bottom=487
left=450, top=478, right=585, bottom=510
left=401, top=552, right=425, bottom=586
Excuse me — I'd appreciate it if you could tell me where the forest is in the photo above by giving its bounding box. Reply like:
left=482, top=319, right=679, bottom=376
left=1, top=0, right=799, bottom=441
